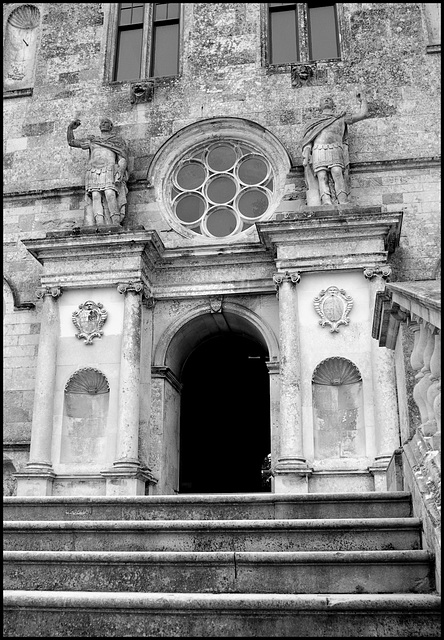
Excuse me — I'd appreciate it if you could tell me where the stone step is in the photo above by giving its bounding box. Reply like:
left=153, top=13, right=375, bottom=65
left=3, top=550, right=434, bottom=594
left=4, top=518, right=422, bottom=552
left=3, top=591, right=441, bottom=637
left=2, top=492, right=412, bottom=521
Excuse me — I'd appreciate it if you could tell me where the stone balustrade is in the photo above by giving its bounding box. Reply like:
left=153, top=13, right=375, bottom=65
left=372, top=280, right=440, bottom=586
left=373, top=280, right=441, bottom=451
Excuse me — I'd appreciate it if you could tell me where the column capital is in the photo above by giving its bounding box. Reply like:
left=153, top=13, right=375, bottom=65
left=363, top=265, right=392, bottom=280
left=117, top=281, right=153, bottom=305
left=117, top=281, right=144, bottom=295
left=273, top=271, right=301, bottom=291
left=35, top=286, right=63, bottom=300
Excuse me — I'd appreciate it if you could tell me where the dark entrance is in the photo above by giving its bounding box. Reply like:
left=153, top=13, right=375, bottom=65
left=179, top=333, right=270, bottom=493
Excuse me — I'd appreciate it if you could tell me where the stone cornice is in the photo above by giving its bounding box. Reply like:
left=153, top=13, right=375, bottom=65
left=257, top=206, right=403, bottom=273
left=22, top=229, right=164, bottom=290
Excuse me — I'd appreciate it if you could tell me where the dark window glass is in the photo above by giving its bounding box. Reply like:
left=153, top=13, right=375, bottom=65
left=207, top=176, right=237, bottom=204
left=154, top=3, right=168, bottom=20
left=269, top=5, right=298, bottom=64
left=151, top=4, right=180, bottom=77
left=307, top=4, right=339, bottom=60
left=207, top=144, right=237, bottom=172
left=176, top=194, right=205, bottom=223
left=238, top=189, right=269, bottom=219
left=114, top=3, right=145, bottom=81
left=176, top=162, right=206, bottom=190
left=207, top=208, right=237, bottom=237
left=115, top=27, right=143, bottom=81
left=151, top=23, right=179, bottom=76
left=238, top=156, right=268, bottom=184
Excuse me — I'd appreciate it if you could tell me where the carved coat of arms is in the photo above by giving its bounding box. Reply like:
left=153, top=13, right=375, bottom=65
left=72, top=300, right=108, bottom=344
left=313, top=286, right=354, bottom=333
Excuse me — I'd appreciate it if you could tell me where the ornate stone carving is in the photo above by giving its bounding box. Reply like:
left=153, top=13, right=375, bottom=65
left=72, top=300, right=107, bottom=345
left=312, top=357, right=362, bottom=385
left=300, top=90, right=369, bottom=206
left=64, top=367, right=110, bottom=394
left=117, top=281, right=144, bottom=296
left=35, top=286, right=62, bottom=299
left=209, top=296, right=223, bottom=313
left=363, top=266, right=392, bottom=280
left=273, top=271, right=301, bottom=291
left=67, top=117, right=128, bottom=227
left=291, top=64, right=315, bottom=88
left=130, top=80, right=154, bottom=104
left=314, top=286, right=354, bottom=333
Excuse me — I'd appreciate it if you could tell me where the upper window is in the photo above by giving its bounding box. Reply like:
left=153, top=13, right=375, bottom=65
left=113, top=3, right=180, bottom=81
left=268, top=3, right=340, bottom=64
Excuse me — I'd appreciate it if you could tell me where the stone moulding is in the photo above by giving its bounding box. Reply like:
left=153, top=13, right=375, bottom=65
left=314, top=286, right=354, bottom=333
left=72, top=300, right=108, bottom=345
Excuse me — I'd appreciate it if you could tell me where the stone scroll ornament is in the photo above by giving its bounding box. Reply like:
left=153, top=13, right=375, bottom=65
left=72, top=300, right=108, bottom=345
left=313, top=286, right=354, bottom=333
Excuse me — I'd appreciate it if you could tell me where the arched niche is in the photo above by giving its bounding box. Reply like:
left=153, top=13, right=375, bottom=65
left=61, top=368, right=110, bottom=464
left=3, top=4, right=41, bottom=92
left=312, top=357, right=366, bottom=460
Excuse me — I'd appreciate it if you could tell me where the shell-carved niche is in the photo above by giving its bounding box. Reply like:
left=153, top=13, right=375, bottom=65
left=72, top=300, right=108, bottom=345
left=312, top=357, right=365, bottom=460
left=4, top=5, right=41, bottom=91
left=312, top=357, right=362, bottom=386
left=314, top=286, right=354, bottom=333
left=64, top=368, right=110, bottom=395
left=62, top=368, right=110, bottom=464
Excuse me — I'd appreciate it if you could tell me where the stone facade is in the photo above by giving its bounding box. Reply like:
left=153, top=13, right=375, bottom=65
left=3, top=4, right=441, bottom=498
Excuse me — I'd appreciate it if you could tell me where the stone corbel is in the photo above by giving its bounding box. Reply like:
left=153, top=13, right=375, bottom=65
left=130, top=80, right=154, bottom=104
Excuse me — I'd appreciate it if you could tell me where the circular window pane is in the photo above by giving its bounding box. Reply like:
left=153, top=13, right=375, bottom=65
left=207, top=175, right=237, bottom=204
left=238, top=155, right=268, bottom=185
left=238, top=188, right=269, bottom=219
left=207, top=144, right=237, bottom=172
left=206, top=207, right=238, bottom=237
left=175, top=193, right=206, bottom=224
left=176, top=161, right=206, bottom=190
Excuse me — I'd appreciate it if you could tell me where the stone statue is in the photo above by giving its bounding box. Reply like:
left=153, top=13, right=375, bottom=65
left=300, top=90, right=368, bottom=206
left=67, top=117, right=128, bottom=226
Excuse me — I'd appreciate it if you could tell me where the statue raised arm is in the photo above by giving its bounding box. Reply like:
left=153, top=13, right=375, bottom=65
left=67, top=117, right=128, bottom=226
left=301, top=89, right=369, bottom=206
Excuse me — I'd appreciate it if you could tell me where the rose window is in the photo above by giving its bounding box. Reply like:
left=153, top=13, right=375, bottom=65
left=170, top=141, right=274, bottom=238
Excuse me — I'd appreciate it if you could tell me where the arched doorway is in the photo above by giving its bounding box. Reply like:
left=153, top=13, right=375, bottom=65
left=179, top=333, right=270, bottom=493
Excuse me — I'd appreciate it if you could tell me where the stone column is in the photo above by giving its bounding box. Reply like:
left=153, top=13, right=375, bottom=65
left=16, top=286, right=62, bottom=496
left=272, top=271, right=311, bottom=493
left=102, top=282, right=155, bottom=495
left=365, top=267, right=400, bottom=489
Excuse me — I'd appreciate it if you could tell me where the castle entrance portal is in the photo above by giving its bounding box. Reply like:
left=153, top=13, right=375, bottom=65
left=179, top=333, right=270, bottom=493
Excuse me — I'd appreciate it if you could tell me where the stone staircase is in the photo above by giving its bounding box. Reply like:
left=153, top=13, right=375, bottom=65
left=3, top=492, right=441, bottom=637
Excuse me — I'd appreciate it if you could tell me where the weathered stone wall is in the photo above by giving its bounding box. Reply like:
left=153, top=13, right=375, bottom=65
left=3, top=3, right=441, bottom=478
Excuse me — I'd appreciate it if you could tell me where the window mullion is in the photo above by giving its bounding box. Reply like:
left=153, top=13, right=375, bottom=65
left=141, top=3, right=151, bottom=79
left=297, top=4, right=309, bottom=62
